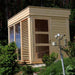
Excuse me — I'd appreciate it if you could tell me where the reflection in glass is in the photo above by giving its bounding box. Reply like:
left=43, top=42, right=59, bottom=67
left=35, top=19, right=49, bottom=59
left=35, top=19, right=48, bottom=31
left=35, top=34, right=49, bottom=43
left=10, top=26, right=14, bottom=43
left=15, top=23, right=21, bottom=60
left=36, top=46, right=49, bottom=58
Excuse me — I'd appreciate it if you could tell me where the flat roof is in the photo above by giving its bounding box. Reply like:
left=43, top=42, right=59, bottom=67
left=8, top=6, right=70, bottom=26
left=8, top=6, right=70, bottom=20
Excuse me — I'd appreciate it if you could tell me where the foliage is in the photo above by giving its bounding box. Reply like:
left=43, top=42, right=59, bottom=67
left=21, top=65, right=45, bottom=75
left=70, top=9, right=75, bottom=21
left=0, top=40, right=8, bottom=46
left=42, top=52, right=58, bottom=66
left=0, top=42, right=20, bottom=75
left=0, top=12, right=3, bottom=19
left=66, top=65, right=75, bottom=75
left=21, top=65, right=33, bottom=75
left=0, top=0, right=8, bottom=40
left=70, top=0, right=75, bottom=9
left=33, top=67, right=40, bottom=73
left=38, top=57, right=75, bottom=75
left=63, top=41, right=75, bottom=57
left=69, top=9, right=75, bottom=41
left=70, top=21, right=75, bottom=41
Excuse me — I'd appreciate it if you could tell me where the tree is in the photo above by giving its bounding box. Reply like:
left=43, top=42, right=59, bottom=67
left=63, top=42, right=75, bottom=57
left=0, top=0, right=8, bottom=41
left=69, top=9, right=75, bottom=41
left=0, top=42, right=19, bottom=75
left=70, top=0, right=75, bottom=9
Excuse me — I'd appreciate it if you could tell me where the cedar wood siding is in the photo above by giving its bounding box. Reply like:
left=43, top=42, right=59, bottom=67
left=8, top=6, right=70, bottom=64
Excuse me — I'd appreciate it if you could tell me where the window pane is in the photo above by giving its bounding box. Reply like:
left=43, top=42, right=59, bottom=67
left=35, top=19, right=48, bottom=31
left=35, top=34, right=49, bottom=43
left=36, top=46, right=49, bottom=58
left=15, top=23, right=21, bottom=60
left=10, top=26, right=14, bottom=43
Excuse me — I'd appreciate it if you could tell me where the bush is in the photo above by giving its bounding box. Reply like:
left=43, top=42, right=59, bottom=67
left=0, top=40, right=8, bottom=46
left=42, top=52, right=58, bottom=66
left=66, top=65, right=75, bottom=75
left=63, top=41, right=75, bottom=57
left=33, top=67, right=40, bottom=73
left=21, top=65, right=33, bottom=75
left=38, top=57, right=75, bottom=75
left=0, top=42, right=20, bottom=75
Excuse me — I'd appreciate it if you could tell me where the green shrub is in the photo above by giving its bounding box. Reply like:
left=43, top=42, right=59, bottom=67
left=33, top=67, right=40, bottom=73
left=42, top=54, right=49, bottom=66
left=38, top=57, right=75, bottom=75
left=0, top=42, right=20, bottom=75
left=0, top=40, right=8, bottom=46
left=42, top=52, right=58, bottom=66
left=63, top=41, right=75, bottom=57
left=66, top=65, right=75, bottom=75
left=21, top=65, right=33, bottom=75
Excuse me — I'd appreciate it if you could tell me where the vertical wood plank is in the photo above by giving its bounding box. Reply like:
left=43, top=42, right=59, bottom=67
left=28, top=16, right=32, bottom=63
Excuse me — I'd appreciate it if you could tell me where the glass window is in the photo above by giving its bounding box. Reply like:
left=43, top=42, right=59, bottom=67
left=35, top=34, right=49, bottom=43
left=35, top=19, right=49, bottom=59
left=15, top=23, right=21, bottom=60
left=10, top=26, right=14, bottom=43
left=36, top=46, right=49, bottom=58
left=35, top=19, right=48, bottom=31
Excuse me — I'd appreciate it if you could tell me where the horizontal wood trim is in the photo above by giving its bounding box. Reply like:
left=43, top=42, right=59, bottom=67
left=32, top=61, right=43, bottom=64
left=35, top=44, right=49, bottom=46
left=17, top=60, right=30, bottom=64
left=35, top=32, right=49, bottom=34
left=21, top=18, right=28, bottom=22
left=8, top=7, right=29, bottom=26
left=30, top=6, right=70, bottom=18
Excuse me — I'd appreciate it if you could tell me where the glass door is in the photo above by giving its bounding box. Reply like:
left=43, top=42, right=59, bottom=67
left=34, top=19, right=50, bottom=60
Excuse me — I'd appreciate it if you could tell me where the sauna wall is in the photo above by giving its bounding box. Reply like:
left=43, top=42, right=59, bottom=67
left=21, top=19, right=29, bottom=61
left=50, top=17, right=70, bottom=59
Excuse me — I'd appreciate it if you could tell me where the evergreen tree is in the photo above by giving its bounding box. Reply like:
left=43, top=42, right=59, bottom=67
left=0, top=42, right=19, bottom=75
left=0, top=0, right=8, bottom=41
left=70, top=9, right=75, bottom=41
left=71, top=0, right=75, bottom=9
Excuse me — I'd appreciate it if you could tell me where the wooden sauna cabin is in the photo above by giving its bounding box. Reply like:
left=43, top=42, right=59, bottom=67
left=8, top=6, right=70, bottom=64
